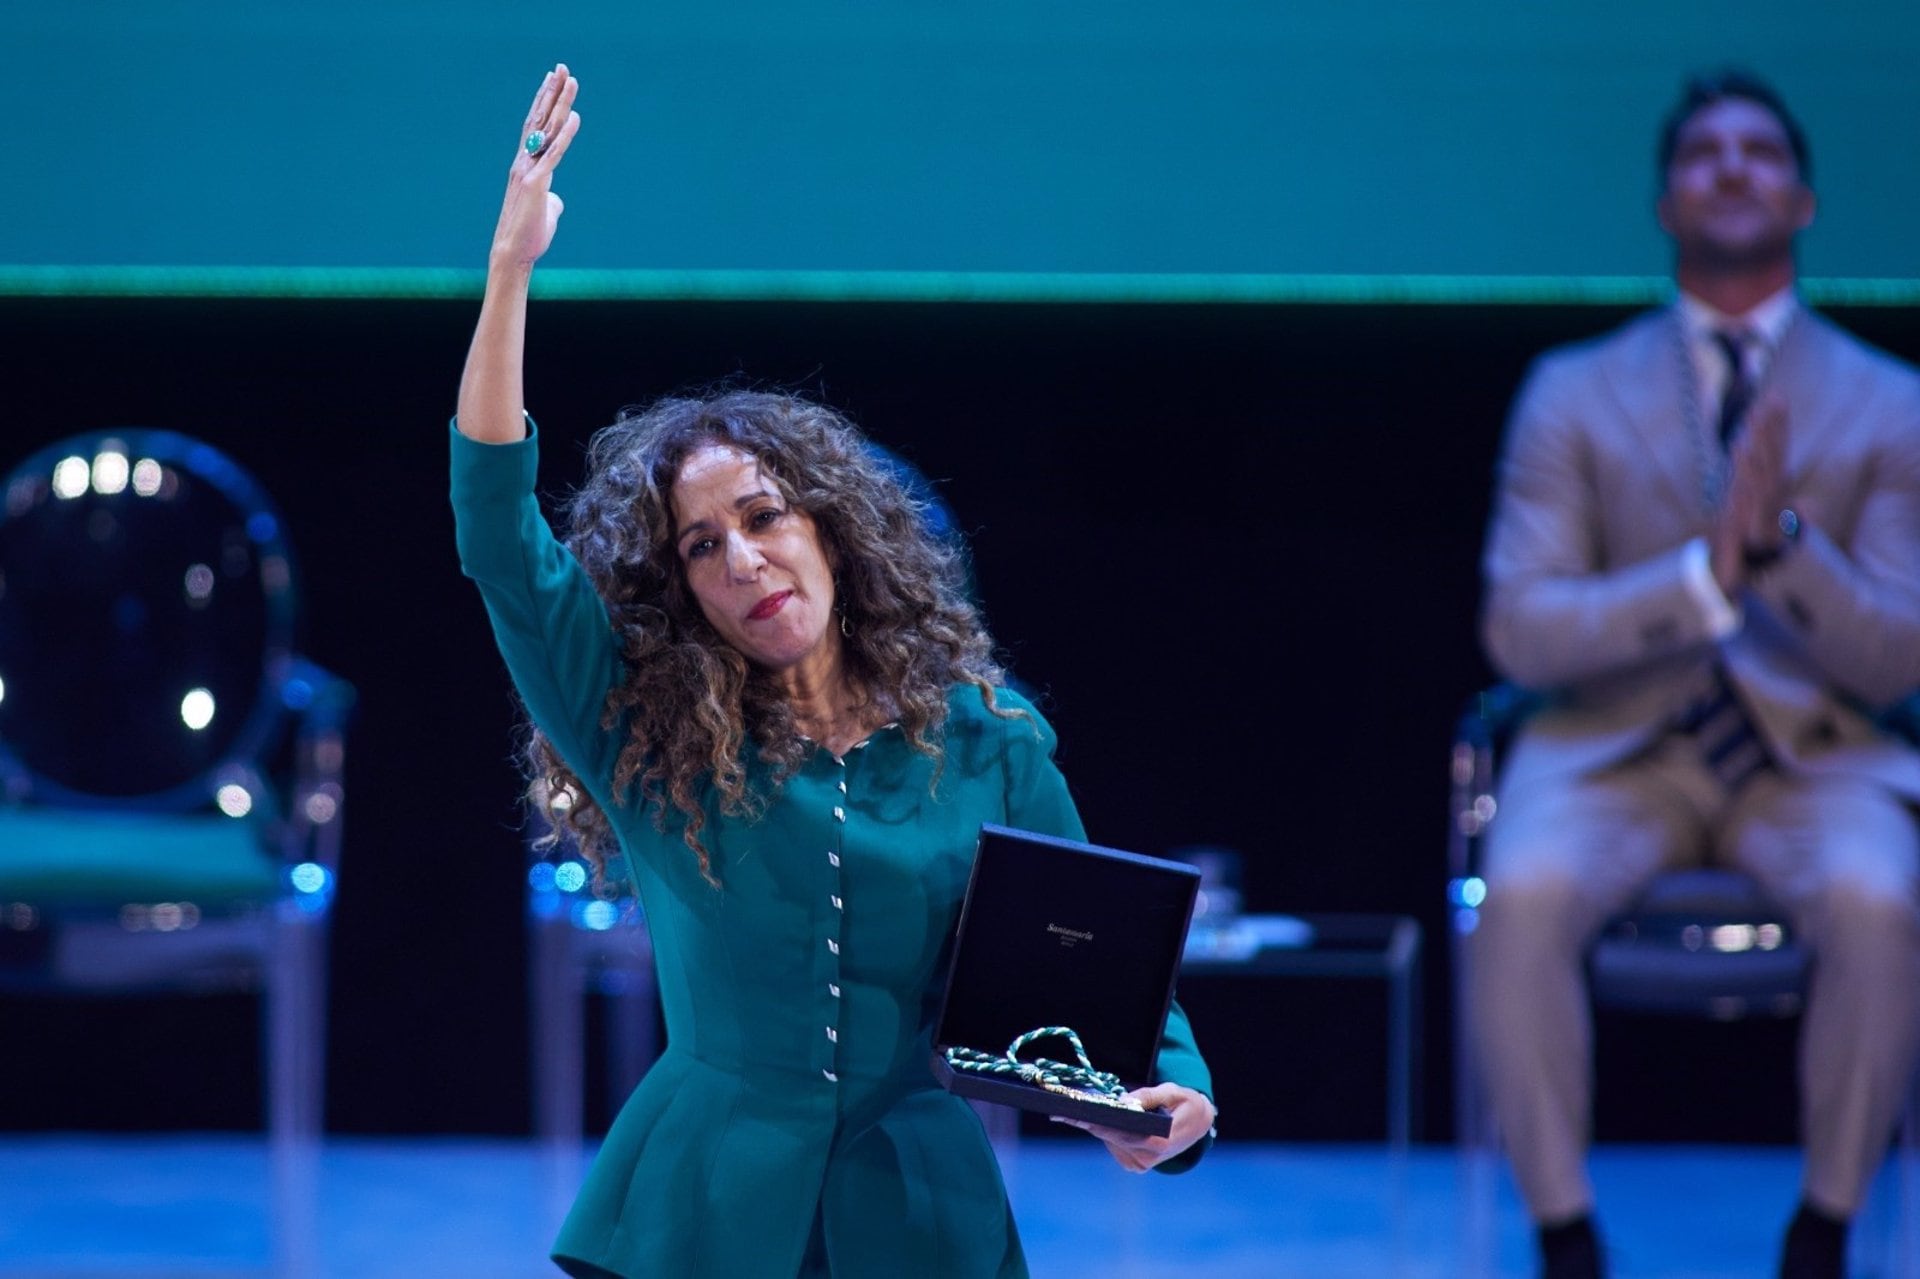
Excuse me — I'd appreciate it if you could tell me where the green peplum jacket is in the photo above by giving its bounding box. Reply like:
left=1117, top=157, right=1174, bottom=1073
left=451, top=423, right=1213, bottom=1278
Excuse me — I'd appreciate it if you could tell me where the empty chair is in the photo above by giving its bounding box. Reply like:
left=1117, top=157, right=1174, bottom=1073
left=0, top=429, right=353, bottom=1271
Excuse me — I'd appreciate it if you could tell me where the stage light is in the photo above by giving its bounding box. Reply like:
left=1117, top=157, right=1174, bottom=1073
left=180, top=688, right=215, bottom=730
left=184, top=563, right=215, bottom=604
left=1709, top=924, right=1756, bottom=953
left=52, top=456, right=89, bottom=499
left=132, top=458, right=163, bottom=496
left=1448, top=875, right=1487, bottom=908
left=91, top=449, right=130, bottom=496
left=290, top=862, right=328, bottom=895
left=216, top=783, right=253, bottom=817
left=554, top=861, right=588, bottom=894
left=303, top=789, right=339, bottom=824
left=580, top=900, right=618, bottom=931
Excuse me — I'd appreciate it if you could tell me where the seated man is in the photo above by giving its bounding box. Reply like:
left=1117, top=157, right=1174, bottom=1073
left=1473, top=70, right=1920, bottom=1279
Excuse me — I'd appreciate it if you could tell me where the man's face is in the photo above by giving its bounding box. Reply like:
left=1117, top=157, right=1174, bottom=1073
left=1657, top=97, right=1814, bottom=271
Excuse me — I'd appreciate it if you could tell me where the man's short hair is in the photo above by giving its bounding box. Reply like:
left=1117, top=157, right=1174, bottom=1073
left=1657, top=69, right=1811, bottom=186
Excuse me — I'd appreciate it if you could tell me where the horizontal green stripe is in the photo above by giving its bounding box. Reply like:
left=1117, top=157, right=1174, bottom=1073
left=0, top=264, right=1916, bottom=307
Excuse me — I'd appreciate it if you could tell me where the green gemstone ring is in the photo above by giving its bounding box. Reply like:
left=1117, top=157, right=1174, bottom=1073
left=524, top=130, right=546, bottom=156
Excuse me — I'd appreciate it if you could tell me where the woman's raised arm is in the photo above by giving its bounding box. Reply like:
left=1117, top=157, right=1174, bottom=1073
left=455, top=64, right=582, bottom=444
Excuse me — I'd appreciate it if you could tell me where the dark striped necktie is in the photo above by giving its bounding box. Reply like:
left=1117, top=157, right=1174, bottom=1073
left=1677, top=667, right=1771, bottom=791
left=1712, top=329, right=1756, bottom=447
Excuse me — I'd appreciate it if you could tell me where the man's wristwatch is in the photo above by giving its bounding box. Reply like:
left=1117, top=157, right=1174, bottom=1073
left=1742, top=508, right=1801, bottom=572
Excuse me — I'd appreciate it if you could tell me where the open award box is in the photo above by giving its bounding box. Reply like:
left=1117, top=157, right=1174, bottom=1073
left=930, top=824, right=1200, bottom=1137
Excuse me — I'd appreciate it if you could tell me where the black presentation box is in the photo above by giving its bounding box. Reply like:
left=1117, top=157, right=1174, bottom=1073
left=930, top=824, right=1201, bottom=1137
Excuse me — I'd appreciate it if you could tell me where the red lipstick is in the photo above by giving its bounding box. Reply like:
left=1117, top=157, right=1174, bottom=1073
left=747, top=590, right=792, bottom=621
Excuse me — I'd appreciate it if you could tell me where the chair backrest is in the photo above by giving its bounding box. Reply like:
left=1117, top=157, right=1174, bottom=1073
left=0, top=430, right=299, bottom=813
left=0, top=431, right=354, bottom=932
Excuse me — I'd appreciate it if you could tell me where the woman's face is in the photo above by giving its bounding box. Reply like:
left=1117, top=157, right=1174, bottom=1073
left=670, top=443, right=839, bottom=677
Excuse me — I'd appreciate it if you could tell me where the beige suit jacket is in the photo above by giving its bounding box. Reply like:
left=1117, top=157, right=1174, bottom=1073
left=1481, top=304, right=1920, bottom=802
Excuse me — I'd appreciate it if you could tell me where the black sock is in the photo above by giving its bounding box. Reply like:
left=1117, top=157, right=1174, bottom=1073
left=1538, top=1213, right=1604, bottom=1279
left=1778, top=1200, right=1847, bottom=1279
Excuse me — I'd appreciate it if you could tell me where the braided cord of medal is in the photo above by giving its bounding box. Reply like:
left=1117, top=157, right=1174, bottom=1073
left=944, top=1026, right=1128, bottom=1100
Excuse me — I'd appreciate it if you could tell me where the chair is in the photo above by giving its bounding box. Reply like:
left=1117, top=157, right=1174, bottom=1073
left=0, top=430, right=353, bottom=1273
left=1448, top=683, right=1920, bottom=1278
left=527, top=801, right=657, bottom=1151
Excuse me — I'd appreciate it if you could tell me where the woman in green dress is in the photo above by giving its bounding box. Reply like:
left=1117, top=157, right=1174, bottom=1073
left=453, top=65, right=1216, bottom=1279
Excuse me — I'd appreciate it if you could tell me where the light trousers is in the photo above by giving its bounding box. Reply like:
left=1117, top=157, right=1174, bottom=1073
left=1469, top=734, right=1920, bottom=1222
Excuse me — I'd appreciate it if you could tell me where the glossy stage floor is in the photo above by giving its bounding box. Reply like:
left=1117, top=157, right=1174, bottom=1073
left=0, top=1136, right=1914, bottom=1278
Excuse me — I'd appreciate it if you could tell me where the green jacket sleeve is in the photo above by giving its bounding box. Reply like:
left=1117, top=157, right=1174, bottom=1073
left=449, top=421, right=625, bottom=803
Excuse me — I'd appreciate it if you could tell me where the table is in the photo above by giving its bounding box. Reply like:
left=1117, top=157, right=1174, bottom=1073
left=1182, top=913, right=1422, bottom=1158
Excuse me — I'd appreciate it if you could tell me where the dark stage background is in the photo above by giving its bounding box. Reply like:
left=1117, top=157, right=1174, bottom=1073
left=4, top=296, right=1917, bottom=1146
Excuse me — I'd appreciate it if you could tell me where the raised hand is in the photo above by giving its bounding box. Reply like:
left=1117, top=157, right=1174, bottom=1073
left=455, top=63, right=583, bottom=443
left=490, top=64, right=582, bottom=270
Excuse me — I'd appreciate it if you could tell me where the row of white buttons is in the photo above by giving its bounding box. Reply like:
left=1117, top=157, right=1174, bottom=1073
left=821, top=733, right=885, bottom=1084
left=826, top=765, right=845, bottom=1083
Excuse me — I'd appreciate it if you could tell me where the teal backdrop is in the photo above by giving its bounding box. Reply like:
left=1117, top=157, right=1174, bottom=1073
left=8, top=1, right=1920, bottom=295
